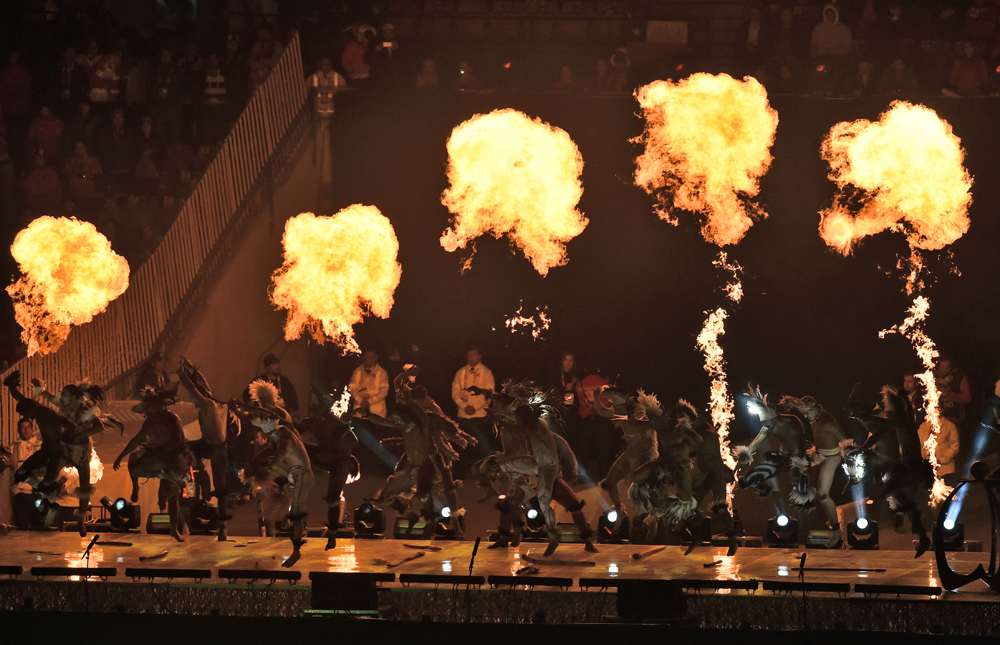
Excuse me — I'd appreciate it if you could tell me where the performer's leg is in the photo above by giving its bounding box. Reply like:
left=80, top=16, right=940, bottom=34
left=553, top=478, right=598, bottom=553
left=534, top=464, right=561, bottom=556
left=207, top=442, right=231, bottom=541
left=816, top=456, right=843, bottom=547
left=165, top=485, right=184, bottom=542
left=324, top=459, right=352, bottom=550
left=283, top=467, right=314, bottom=568
left=76, top=451, right=92, bottom=537
left=600, top=452, right=629, bottom=512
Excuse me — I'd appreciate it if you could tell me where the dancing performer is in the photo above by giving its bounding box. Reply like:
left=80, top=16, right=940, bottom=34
left=176, top=357, right=239, bottom=541
left=299, top=388, right=360, bottom=550
left=360, top=368, right=475, bottom=539
left=113, top=388, right=193, bottom=541
left=593, top=386, right=659, bottom=526
left=668, top=399, right=739, bottom=554
left=781, top=395, right=847, bottom=547
left=843, top=384, right=933, bottom=557
left=735, top=385, right=813, bottom=517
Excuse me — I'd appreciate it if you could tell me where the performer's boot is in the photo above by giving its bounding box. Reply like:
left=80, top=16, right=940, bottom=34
left=325, top=500, right=345, bottom=551
left=910, top=511, right=931, bottom=558
left=489, top=498, right=513, bottom=549
left=511, top=519, right=524, bottom=548
left=76, top=500, right=89, bottom=537
left=630, top=513, right=650, bottom=545
left=283, top=513, right=307, bottom=567
left=567, top=501, right=598, bottom=553
left=167, top=495, right=185, bottom=542
left=543, top=526, right=561, bottom=557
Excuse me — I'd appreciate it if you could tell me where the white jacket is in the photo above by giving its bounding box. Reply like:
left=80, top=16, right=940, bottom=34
left=452, top=364, right=494, bottom=419
left=350, top=363, right=389, bottom=417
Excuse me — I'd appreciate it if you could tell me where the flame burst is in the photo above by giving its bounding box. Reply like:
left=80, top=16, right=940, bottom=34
left=331, top=387, right=352, bottom=418
left=440, top=109, right=587, bottom=276
left=819, top=102, right=972, bottom=256
left=880, top=296, right=950, bottom=505
left=270, top=207, right=401, bottom=355
left=504, top=302, right=551, bottom=341
left=7, top=217, right=129, bottom=356
left=634, top=73, right=778, bottom=246
left=61, top=447, right=104, bottom=486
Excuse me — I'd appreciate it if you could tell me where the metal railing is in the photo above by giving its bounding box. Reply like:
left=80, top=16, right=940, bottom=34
left=0, top=33, right=311, bottom=447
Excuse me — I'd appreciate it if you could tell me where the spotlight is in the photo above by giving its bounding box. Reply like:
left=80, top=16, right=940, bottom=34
left=936, top=520, right=965, bottom=551
left=100, top=496, right=140, bottom=531
left=526, top=508, right=539, bottom=521
left=766, top=514, right=799, bottom=547
left=433, top=505, right=464, bottom=540
left=848, top=518, right=879, bottom=550
left=440, top=506, right=451, bottom=519
left=354, top=502, right=385, bottom=538
left=598, top=509, right=629, bottom=544
left=524, top=498, right=545, bottom=531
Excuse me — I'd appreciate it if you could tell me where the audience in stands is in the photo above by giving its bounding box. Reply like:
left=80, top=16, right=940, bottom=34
left=415, top=59, right=438, bottom=89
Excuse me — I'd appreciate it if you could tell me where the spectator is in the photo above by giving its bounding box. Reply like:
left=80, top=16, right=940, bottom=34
left=451, top=347, right=495, bottom=455
left=27, top=105, right=65, bottom=160
left=134, top=350, right=171, bottom=393
left=877, top=56, right=920, bottom=97
left=151, top=48, right=182, bottom=145
left=371, top=23, right=401, bottom=83
left=918, top=416, right=960, bottom=487
left=946, top=41, right=990, bottom=96
left=0, top=51, right=33, bottom=158
left=19, top=151, right=61, bottom=215
left=771, top=7, right=808, bottom=61
left=78, top=40, right=109, bottom=109
left=178, top=40, right=204, bottom=103
left=8, top=418, right=40, bottom=495
left=54, top=46, right=90, bottom=119
left=415, top=58, right=438, bottom=89
left=243, top=353, right=300, bottom=421
left=349, top=349, right=389, bottom=418
left=249, top=25, right=285, bottom=89
left=585, top=58, right=612, bottom=92
left=307, top=57, right=345, bottom=118
left=61, top=140, right=102, bottom=203
left=552, top=65, right=582, bottom=92
left=96, top=107, right=134, bottom=182
left=845, top=58, right=877, bottom=97
left=199, top=54, right=230, bottom=144
left=95, top=196, right=120, bottom=242
left=810, top=4, right=853, bottom=59
left=576, top=367, right=612, bottom=476
left=135, top=115, right=165, bottom=168
left=935, top=355, right=971, bottom=425
left=123, top=53, right=149, bottom=120
left=902, top=372, right=923, bottom=424
left=222, top=33, right=248, bottom=107
left=342, top=23, right=374, bottom=82
left=454, top=61, right=483, bottom=90
left=773, top=62, right=802, bottom=94
left=734, top=4, right=768, bottom=69
left=609, top=48, right=630, bottom=92
left=63, top=98, right=102, bottom=155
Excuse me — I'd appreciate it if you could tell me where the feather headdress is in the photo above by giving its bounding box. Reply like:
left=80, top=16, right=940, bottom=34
left=744, top=383, right=776, bottom=421
left=249, top=379, right=279, bottom=408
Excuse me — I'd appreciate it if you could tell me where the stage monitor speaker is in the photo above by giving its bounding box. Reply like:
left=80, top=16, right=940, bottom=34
left=615, top=579, right=686, bottom=622
left=805, top=529, right=841, bottom=549
left=146, top=513, right=171, bottom=535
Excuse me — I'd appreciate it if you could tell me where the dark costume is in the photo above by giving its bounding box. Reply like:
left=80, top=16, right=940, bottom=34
left=299, top=400, right=360, bottom=550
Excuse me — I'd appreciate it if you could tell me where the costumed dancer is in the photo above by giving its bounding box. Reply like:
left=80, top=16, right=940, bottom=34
left=113, top=388, right=194, bottom=541
left=842, top=384, right=932, bottom=557
left=176, top=357, right=240, bottom=541
left=231, top=379, right=314, bottom=566
left=735, top=385, right=814, bottom=519
left=300, top=386, right=360, bottom=550
left=668, top=399, right=739, bottom=555
left=593, top=386, right=659, bottom=539
left=781, top=395, right=847, bottom=548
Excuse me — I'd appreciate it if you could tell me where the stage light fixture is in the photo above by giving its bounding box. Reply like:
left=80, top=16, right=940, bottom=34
left=598, top=509, right=629, bottom=544
left=526, top=508, right=539, bottom=521
left=354, top=502, right=385, bottom=538
left=766, top=514, right=799, bottom=547
left=100, top=496, right=140, bottom=531
left=936, top=520, right=965, bottom=551
left=188, top=499, right=218, bottom=534
left=440, top=506, right=451, bottom=519
left=433, top=505, right=464, bottom=540
left=524, top=499, right=546, bottom=531
left=848, top=518, right=879, bottom=550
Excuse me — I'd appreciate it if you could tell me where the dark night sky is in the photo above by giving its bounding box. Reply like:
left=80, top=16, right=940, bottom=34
left=323, top=90, right=1000, bottom=445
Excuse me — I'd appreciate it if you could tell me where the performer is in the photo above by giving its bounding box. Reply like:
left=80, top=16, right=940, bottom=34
left=349, top=350, right=390, bottom=417
left=299, top=387, right=360, bottom=550
left=668, top=399, right=739, bottom=555
left=176, top=357, right=239, bottom=541
left=593, top=386, right=659, bottom=537
left=843, top=384, right=933, bottom=557
left=113, top=388, right=193, bottom=542
left=735, top=385, right=813, bottom=517
left=781, top=395, right=847, bottom=547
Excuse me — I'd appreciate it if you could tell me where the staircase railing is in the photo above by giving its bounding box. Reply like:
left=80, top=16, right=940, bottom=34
left=0, top=32, right=311, bottom=446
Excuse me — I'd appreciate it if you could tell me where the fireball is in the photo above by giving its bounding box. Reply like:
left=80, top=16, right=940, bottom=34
left=819, top=102, right=972, bottom=255
left=7, top=216, right=130, bottom=356
left=634, top=73, right=778, bottom=246
left=270, top=207, right=401, bottom=354
left=440, top=109, right=587, bottom=276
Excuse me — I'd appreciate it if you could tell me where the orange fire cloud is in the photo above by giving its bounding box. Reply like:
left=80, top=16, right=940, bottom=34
left=440, top=109, right=587, bottom=276
left=7, top=216, right=129, bottom=356
left=819, top=102, right=972, bottom=255
left=634, top=73, right=778, bottom=246
left=270, top=207, right=401, bottom=355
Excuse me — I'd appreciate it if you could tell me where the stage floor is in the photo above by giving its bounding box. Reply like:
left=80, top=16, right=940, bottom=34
left=0, top=531, right=996, bottom=600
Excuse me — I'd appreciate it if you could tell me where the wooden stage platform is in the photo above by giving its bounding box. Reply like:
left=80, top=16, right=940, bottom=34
left=2, top=531, right=1000, bottom=634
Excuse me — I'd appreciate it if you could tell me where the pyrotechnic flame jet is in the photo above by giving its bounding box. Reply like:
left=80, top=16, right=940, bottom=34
left=504, top=302, right=551, bottom=342
left=7, top=216, right=130, bottom=356
left=819, top=101, right=973, bottom=505
left=440, top=108, right=587, bottom=277
left=633, top=74, right=777, bottom=510
left=270, top=206, right=401, bottom=355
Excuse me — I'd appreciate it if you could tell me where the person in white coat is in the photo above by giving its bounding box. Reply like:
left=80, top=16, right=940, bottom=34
left=350, top=350, right=389, bottom=418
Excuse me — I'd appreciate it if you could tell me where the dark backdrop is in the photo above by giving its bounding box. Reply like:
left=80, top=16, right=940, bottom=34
left=320, top=90, right=1000, bottom=449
